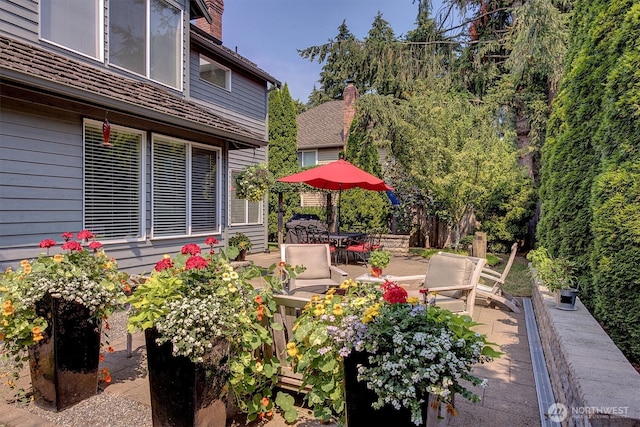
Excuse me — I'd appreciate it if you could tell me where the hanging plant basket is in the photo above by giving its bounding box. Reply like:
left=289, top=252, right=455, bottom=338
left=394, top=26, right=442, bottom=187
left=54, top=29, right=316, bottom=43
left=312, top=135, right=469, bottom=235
left=234, top=163, right=273, bottom=202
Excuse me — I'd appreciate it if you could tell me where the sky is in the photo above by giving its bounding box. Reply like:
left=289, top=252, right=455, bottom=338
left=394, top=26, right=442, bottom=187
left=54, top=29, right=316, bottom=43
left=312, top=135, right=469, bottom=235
left=223, top=0, right=448, bottom=103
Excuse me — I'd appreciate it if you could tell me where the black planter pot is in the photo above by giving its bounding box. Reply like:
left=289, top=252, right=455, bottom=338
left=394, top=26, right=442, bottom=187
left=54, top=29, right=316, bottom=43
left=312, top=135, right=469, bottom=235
left=29, top=295, right=102, bottom=411
left=557, top=288, right=579, bottom=311
left=344, top=351, right=430, bottom=427
left=144, top=328, right=230, bottom=427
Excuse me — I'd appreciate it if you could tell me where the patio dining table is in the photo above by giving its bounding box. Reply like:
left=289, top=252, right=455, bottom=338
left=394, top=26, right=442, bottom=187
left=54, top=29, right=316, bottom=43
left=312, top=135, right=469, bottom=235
left=328, top=232, right=365, bottom=264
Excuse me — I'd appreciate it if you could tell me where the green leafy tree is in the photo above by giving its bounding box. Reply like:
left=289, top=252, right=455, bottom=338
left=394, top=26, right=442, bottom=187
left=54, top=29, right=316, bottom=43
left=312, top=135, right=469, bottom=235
left=267, top=85, right=300, bottom=240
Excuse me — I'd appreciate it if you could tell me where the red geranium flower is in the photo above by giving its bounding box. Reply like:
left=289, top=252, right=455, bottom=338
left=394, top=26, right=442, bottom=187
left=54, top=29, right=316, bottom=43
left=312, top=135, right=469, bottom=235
left=205, top=237, right=218, bottom=246
left=381, top=281, right=408, bottom=304
left=181, top=243, right=202, bottom=256
left=88, top=241, right=103, bottom=252
left=61, top=232, right=74, bottom=241
left=185, top=255, right=208, bottom=270
left=154, top=258, right=174, bottom=272
left=61, top=241, right=83, bottom=252
left=77, top=230, right=95, bottom=241
left=39, top=239, right=57, bottom=249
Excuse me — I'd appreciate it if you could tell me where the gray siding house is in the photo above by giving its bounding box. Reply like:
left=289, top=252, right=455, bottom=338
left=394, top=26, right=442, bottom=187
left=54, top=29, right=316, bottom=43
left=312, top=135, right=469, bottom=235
left=0, top=0, right=279, bottom=273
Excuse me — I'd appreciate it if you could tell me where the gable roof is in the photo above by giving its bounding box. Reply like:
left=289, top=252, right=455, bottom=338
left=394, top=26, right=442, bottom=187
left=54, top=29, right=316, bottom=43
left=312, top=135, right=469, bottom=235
left=0, top=35, right=266, bottom=148
left=297, top=100, right=344, bottom=149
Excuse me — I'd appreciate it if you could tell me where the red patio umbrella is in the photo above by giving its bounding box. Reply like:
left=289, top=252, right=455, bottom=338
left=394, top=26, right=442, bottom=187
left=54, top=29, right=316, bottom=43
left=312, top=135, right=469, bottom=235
left=278, top=159, right=393, bottom=191
left=277, top=159, right=393, bottom=234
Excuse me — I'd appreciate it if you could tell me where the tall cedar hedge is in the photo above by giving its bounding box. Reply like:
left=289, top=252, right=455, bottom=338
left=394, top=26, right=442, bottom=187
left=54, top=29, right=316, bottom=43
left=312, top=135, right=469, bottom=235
left=538, top=0, right=640, bottom=363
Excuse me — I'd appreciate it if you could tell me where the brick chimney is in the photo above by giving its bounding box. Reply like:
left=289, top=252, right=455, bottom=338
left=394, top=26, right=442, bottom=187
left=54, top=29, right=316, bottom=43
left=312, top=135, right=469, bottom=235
left=342, top=79, right=359, bottom=147
left=195, top=0, right=224, bottom=41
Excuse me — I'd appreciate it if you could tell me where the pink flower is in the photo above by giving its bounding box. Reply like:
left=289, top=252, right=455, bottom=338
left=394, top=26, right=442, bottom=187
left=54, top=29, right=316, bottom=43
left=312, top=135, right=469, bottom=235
left=185, top=256, right=208, bottom=270
left=88, top=241, right=103, bottom=252
left=154, top=258, right=174, bottom=272
left=205, top=237, right=218, bottom=246
left=61, top=241, right=83, bottom=252
left=39, top=239, right=57, bottom=249
left=61, top=232, right=74, bottom=241
left=77, top=230, right=95, bottom=241
left=181, top=243, right=202, bottom=256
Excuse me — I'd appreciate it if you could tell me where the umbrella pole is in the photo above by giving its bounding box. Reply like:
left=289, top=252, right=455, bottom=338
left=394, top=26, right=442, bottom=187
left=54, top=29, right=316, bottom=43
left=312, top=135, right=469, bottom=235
left=277, top=192, right=284, bottom=247
left=337, top=185, right=342, bottom=234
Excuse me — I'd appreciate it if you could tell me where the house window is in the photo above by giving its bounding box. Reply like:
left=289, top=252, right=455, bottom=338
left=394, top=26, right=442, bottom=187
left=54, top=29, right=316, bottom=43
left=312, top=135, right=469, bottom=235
left=40, top=0, right=103, bottom=59
left=109, top=0, right=182, bottom=89
left=230, top=171, right=261, bottom=225
left=199, top=55, right=230, bottom=90
left=152, top=137, right=219, bottom=237
left=83, top=121, right=143, bottom=240
left=298, top=151, right=317, bottom=167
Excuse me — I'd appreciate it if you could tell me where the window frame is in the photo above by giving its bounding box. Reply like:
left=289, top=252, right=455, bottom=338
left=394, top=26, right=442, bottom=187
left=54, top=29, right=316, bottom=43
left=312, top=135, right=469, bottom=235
left=151, top=134, right=222, bottom=239
left=39, top=0, right=105, bottom=61
left=229, top=169, right=263, bottom=226
left=107, top=0, right=184, bottom=90
left=82, top=119, right=146, bottom=243
left=199, top=54, right=232, bottom=91
left=297, top=150, right=318, bottom=167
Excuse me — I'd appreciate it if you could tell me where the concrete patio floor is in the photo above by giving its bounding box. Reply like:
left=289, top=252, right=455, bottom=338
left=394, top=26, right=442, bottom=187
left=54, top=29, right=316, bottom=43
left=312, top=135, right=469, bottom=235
left=0, top=251, right=541, bottom=426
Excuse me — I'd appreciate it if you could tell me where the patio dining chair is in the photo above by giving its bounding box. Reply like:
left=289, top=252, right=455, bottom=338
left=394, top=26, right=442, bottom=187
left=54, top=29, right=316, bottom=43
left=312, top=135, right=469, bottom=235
left=344, top=233, right=374, bottom=266
left=280, top=244, right=348, bottom=296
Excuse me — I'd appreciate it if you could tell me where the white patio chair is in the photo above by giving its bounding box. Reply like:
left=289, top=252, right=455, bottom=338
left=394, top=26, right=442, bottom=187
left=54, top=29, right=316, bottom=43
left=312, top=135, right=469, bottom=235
left=280, top=244, right=348, bottom=296
left=405, top=252, right=486, bottom=318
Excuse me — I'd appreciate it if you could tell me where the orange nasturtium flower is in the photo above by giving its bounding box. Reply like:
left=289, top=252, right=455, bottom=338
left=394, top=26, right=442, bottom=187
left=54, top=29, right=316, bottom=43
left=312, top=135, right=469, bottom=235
left=261, top=396, right=269, bottom=407
left=53, top=254, right=63, bottom=263
left=99, top=367, right=112, bottom=383
left=254, top=295, right=263, bottom=305
left=32, top=326, right=44, bottom=342
left=256, top=305, right=265, bottom=321
left=2, top=300, right=14, bottom=316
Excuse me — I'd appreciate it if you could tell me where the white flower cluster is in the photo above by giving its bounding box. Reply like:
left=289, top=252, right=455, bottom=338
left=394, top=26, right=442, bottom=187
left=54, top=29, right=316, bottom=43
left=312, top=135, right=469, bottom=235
left=22, top=275, right=121, bottom=316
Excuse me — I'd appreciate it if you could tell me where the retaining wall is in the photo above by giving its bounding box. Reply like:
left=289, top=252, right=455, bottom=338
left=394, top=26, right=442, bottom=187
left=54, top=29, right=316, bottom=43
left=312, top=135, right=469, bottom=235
left=380, top=234, right=410, bottom=255
left=531, top=277, right=640, bottom=426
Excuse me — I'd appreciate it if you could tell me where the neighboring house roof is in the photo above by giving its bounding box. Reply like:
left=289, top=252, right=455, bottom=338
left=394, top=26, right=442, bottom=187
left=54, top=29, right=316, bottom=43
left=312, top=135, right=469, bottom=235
left=297, top=100, right=344, bottom=149
left=0, top=34, right=266, bottom=148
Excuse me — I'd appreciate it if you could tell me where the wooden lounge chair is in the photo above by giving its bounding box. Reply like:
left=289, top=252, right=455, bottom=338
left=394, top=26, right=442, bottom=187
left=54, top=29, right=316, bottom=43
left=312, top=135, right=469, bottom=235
left=477, top=242, right=521, bottom=313
left=280, top=244, right=348, bottom=295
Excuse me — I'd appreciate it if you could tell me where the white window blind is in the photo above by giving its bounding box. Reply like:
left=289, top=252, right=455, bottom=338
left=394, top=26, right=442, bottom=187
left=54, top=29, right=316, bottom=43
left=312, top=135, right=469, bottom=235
left=153, top=139, right=187, bottom=236
left=191, top=147, right=217, bottom=233
left=84, top=123, right=142, bottom=239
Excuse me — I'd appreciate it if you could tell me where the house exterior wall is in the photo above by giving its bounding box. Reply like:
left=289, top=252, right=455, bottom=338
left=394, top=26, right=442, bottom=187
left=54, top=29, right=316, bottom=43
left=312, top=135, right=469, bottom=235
left=0, top=0, right=273, bottom=272
left=188, top=50, right=267, bottom=137
left=300, top=148, right=341, bottom=208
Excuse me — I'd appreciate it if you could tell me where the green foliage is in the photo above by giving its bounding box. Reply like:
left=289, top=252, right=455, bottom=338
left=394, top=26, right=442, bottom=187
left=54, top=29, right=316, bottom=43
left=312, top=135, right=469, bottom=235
left=368, top=249, right=391, bottom=268
left=228, top=233, right=252, bottom=251
left=527, top=247, right=577, bottom=293
left=538, top=0, right=640, bottom=363
left=338, top=188, right=389, bottom=232
left=268, top=85, right=301, bottom=239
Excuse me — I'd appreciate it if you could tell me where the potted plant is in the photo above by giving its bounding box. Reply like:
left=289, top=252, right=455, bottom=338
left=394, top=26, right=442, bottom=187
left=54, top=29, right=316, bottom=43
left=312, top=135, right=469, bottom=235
left=228, top=232, right=253, bottom=261
left=234, top=163, right=273, bottom=202
left=0, top=230, right=128, bottom=410
left=369, top=249, right=391, bottom=277
left=527, top=247, right=579, bottom=310
left=285, top=280, right=501, bottom=426
left=127, top=237, right=286, bottom=424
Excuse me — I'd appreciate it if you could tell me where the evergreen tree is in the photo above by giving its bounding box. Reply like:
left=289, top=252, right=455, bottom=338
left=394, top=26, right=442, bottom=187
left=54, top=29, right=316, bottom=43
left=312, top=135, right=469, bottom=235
left=268, top=84, right=300, bottom=240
